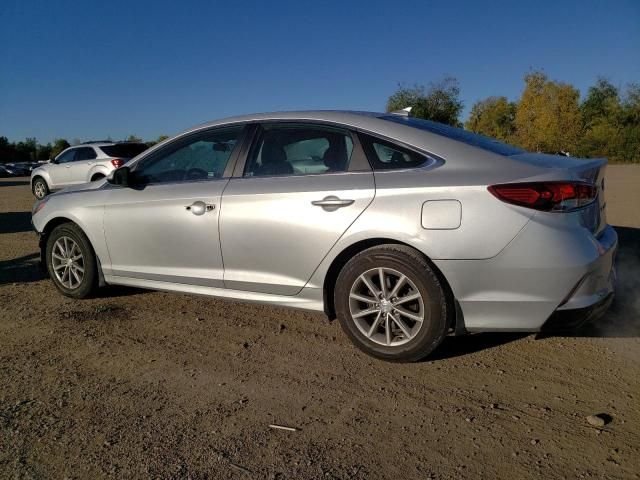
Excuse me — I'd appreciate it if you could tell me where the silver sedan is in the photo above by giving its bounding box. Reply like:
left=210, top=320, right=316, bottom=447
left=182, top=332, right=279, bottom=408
left=31, top=111, right=617, bottom=361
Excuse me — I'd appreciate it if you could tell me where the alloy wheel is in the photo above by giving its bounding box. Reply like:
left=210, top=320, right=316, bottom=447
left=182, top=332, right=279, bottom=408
left=348, top=267, right=425, bottom=346
left=51, top=236, right=85, bottom=289
left=34, top=181, right=46, bottom=199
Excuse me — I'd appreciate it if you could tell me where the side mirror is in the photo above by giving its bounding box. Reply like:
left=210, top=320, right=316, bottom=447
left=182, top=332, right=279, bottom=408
left=49, top=158, right=58, bottom=164
left=108, top=166, right=131, bottom=186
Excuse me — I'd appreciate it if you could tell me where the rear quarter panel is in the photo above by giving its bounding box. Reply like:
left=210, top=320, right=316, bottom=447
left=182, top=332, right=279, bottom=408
left=305, top=164, right=538, bottom=290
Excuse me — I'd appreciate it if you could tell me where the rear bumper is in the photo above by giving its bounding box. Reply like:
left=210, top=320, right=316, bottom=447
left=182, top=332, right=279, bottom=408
left=435, top=221, right=618, bottom=332
left=555, top=225, right=617, bottom=311
left=541, top=292, right=614, bottom=332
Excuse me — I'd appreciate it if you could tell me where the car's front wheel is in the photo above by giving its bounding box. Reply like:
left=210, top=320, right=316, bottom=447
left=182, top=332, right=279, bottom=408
left=334, top=245, right=448, bottom=362
left=46, top=223, right=98, bottom=298
left=32, top=177, right=49, bottom=199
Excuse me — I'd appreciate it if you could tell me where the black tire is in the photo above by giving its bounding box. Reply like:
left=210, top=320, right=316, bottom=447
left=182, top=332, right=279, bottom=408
left=91, top=173, right=105, bottom=182
left=334, top=245, right=448, bottom=362
left=46, top=223, right=98, bottom=299
left=32, top=177, right=49, bottom=199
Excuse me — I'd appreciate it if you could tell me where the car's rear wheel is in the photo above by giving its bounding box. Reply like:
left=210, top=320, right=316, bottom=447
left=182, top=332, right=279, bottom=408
left=32, top=177, right=49, bottom=199
left=334, top=245, right=448, bottom=362
left=46, top=223, right=98, bottom=298
left=91, top=173, right=105, bottom=182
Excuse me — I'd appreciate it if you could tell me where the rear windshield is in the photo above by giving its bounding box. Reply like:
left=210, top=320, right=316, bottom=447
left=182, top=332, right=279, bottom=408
left=99, top=143, right=148, bottom=158
left=379, top=115, right=525, bottom=156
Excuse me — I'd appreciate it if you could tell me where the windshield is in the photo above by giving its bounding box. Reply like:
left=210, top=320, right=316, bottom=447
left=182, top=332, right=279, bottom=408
left=379, top=115, right=525, bottom=156
left=99, top=143, right=148, bottom=159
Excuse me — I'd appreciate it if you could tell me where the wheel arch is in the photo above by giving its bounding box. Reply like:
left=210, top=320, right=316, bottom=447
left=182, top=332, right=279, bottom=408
left=39, top=216, right=106, bottom=286
left=31, top=173, right=50, bottom=191
left=88, top=165, right=110, bottom=181
left=322, top=238, right=463, bottom=333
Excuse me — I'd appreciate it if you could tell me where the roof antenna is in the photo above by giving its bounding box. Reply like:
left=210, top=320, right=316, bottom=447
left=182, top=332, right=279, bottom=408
left=390, top=106, right=413, bottom=117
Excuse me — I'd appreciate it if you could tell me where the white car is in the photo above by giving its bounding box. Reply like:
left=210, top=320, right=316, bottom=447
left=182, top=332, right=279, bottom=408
left=30, top=141, right=147, bottom=199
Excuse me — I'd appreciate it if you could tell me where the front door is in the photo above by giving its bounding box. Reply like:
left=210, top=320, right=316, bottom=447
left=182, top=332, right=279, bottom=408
left=220, top=123, right=375, bottom=295
left=102, top=126, right=245, bottom=286
left=49, top=148, right=76, bottom=187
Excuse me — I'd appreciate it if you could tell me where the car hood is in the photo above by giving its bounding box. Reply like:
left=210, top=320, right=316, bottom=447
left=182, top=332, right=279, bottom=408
left=52, top=179, right=107, bottom=197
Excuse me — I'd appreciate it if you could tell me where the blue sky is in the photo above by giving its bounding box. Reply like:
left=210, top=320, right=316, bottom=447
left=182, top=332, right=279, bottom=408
left=1, top=0, right=638, bottom=143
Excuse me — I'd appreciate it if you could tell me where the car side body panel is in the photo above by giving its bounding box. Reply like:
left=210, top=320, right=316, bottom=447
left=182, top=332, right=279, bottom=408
left=31, top=111, right=617, bottom=335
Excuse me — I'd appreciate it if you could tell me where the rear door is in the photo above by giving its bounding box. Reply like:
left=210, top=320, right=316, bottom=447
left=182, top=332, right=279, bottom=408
left=68, top=146, right=97, bottom=184
left=219, top=123, right=375, bottom=295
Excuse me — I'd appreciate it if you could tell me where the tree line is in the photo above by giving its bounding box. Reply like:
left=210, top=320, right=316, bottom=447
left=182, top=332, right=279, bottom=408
left=387, top=71, right=639, bottom=162
left=3, top=72, right=638, bottom=163
left=0, top=135, right=168, bottom=164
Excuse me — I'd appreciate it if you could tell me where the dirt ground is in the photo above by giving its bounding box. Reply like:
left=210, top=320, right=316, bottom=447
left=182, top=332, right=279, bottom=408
left=1, top=167, right=639, bottom=480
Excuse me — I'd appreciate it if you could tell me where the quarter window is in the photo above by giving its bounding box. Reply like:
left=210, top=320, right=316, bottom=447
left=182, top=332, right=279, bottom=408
left=244, top=125, right=354, bottom=177
left=133, top=127, right=243, bottom=184
left=360, top=134, right=429, bottom=170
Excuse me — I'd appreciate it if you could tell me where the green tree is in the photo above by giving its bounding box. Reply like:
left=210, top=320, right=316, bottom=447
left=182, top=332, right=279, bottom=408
left=126, top=134, right=143, bottom=143
left=514, top=71, right=582, bottom=154
left=145, top=134, right=169, bottom=148
left=387, top=77, right=464, bottom=126
left=619, top=83, right=640, bottom=162
left=0, top=136, right=15, bottom=163
left=465, top=96, right=517, bottom=143
left=14, top=138, right=37, bottom=161
left=37, top=143, right=53, bottom=160
left=576, top=78, right=623, bottom=161
left=581, top=77, right=620, bottom=127
left=51, top=138, right=71, bottom=158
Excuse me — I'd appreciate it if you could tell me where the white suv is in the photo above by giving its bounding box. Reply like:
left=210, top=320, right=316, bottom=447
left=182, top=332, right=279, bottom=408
left=31, top=141, right=147, bottom=199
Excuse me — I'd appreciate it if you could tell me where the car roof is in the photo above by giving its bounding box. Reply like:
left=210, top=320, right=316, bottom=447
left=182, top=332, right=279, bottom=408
left=189, top=110, right=383, bottom=132
left=177, top=110, right=509, bottom=163
left=76, top=141, right=144, bottom=147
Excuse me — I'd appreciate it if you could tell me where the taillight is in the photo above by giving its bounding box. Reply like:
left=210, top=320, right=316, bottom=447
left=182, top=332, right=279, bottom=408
left=111, top=158, right=124, bottom=168
left=488, top=182, right=597, bottom=212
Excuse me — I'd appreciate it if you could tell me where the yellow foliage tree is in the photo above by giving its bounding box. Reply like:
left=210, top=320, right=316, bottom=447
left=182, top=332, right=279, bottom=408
left=514, top=71, right=582, bottom=154
left=465, top=96, right=517, bottom=143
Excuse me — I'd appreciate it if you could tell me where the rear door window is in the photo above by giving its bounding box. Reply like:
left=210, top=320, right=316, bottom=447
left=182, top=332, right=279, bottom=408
left=74, top=147, right=97, bottom=161
left=99, top=143, right=148, bottom=159
left=244, top=125, right=354, bottom=177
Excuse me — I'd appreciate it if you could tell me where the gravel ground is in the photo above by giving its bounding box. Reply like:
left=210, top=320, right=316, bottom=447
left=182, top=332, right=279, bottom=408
left=0, top=167, right=639, bottom=479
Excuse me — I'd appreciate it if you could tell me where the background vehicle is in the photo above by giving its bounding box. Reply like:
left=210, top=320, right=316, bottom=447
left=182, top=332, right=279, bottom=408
left=0, top=164, right=19, bottom=177
left=30, top=141, right=148, bottom=199
left=31, top=111, right=617, bottom=362
left=4, top=163, right=32, bottom=175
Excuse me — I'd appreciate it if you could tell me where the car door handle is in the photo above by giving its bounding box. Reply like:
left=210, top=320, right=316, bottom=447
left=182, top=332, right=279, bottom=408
left=185, top=201, right=215, bottom=216
left=311, top=196, right=354, bottom=211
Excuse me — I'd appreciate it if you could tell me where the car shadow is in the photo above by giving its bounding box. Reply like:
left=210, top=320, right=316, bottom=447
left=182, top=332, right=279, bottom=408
left=0, top=252, right=43, bottom=285
left=429, top=332, right=529, bottom=361
left=0, top=250, right=148, bottom=297
left=0, top=212, right=32, bottom=234
left=0, top=180, right=30, bottom=187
